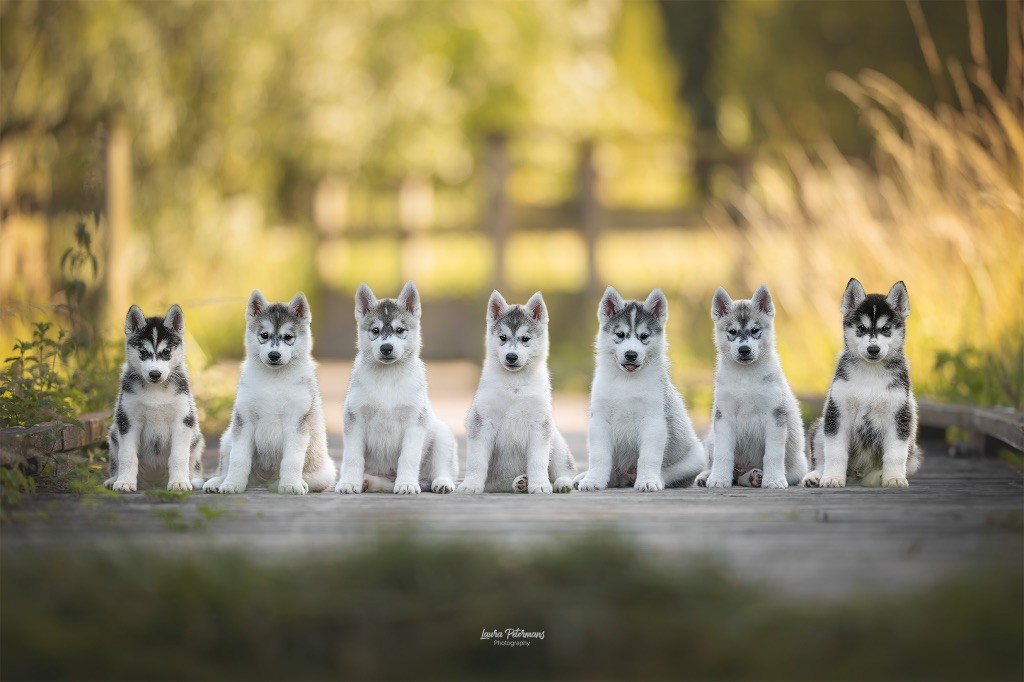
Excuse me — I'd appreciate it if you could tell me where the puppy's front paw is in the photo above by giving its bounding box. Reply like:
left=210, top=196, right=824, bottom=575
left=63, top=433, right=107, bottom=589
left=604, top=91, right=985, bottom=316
left=576, top=478, right=607, bottom=492
left=761, top=474, right=787, bottom=489
left=801, top=471, right=821, bottom=488
left=820, top=476, right=846, bottom=488
left=694, top=471, right=710, bottom=487
left=513, top=475, right=529, bottom=493
left=167, top=479, right=192, bottom=492
left=111, top=479, right=137, bottom=493
left=431, top=477, right=455, bottom=494
left=393, top=482, right=420, bottom=495
left=706, top=473, right=732, bottom=489
left=278, top=479, right=308, bottom=495
left=202, top=477, right=224, bottom=493
left=634, top=478, right=664, bottom=493
left=528, top=481, right=553, bottom=494
left=217, top=481, right=246, bottom=494
left=552, top=476, right=574, bottom=493
left=882, top=475, right=909, bottom=488
left=456, top=481, right=484, bottom=494
left=335, top=480, right=362, bottom=494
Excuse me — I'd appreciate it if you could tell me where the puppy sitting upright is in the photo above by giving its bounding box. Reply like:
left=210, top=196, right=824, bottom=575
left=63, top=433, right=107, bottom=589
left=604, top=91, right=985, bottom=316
left=203, top=291, right=336, bottom=495
left=106, top=305, right=204, bottom=492
left=575, top=287, right=705, bottom=492
left=456, top=291, right=576, bottom=494
left=336, top=281, right=458, bottom=494
left=696, top=285, right=806, bottom=489
left=802, top=279, right=921, bottom=488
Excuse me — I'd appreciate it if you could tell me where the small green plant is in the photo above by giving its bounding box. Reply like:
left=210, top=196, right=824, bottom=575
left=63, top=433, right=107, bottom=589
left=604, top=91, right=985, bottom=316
left=0, top=322, right=84, bottom=428
left=0, top=467, right=37, bottom=520
left=145, top=488, right=193, bottom=503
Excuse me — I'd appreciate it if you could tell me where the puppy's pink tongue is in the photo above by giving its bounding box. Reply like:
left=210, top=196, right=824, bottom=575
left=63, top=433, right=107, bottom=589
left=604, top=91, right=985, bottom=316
left=623, top=363, right=638, bottom=372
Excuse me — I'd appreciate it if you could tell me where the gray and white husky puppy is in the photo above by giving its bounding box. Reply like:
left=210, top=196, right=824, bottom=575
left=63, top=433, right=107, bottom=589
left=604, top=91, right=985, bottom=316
left=575, top=287, right=705, bottom=492
left=105, top=305, right=204, bottom=492
left=456, top=291, right=576, bottom=494
left=203, top=291, right=336, bottom=495
left=695, top=285, right=806, bottom=489
left=335, top=281, right=458, bottom=494
left=802, top=279, right=922, bottom=488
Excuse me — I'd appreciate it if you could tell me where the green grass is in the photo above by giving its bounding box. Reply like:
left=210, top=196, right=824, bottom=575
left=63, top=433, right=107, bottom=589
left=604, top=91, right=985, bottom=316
left=1, top=537, right=1020, bottom=681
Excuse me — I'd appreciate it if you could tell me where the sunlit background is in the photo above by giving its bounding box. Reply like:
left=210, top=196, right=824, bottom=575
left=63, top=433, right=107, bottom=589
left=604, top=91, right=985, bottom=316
left=1, top=0, right=1021, bottom=417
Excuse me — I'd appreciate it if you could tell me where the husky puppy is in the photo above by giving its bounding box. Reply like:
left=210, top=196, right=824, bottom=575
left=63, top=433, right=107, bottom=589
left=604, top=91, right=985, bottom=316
left=335, top=281, right=458, bottom=495
left=695, top=285, right=806, bottom=489
left=456, top=291, right=576, bottom=494
left=105, top=305, right=204, bottom=492
left=575, top=287, right=705, bottom=492
left=802, top=279, right=921, bottom=488
left=203, top=291, right=336, bottom=495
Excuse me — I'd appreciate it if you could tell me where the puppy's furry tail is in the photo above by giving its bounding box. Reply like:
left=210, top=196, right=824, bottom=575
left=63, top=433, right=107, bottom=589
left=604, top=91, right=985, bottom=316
left=363, top=474, right=394, bottom=493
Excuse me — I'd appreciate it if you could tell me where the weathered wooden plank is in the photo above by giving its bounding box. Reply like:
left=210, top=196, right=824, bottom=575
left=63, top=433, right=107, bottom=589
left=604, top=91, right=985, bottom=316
left=0, top=411, right=110, bottom=465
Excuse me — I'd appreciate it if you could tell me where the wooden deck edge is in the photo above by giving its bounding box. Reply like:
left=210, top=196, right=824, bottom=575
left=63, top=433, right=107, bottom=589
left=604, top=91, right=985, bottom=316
left=797, top=395, right=1023, bottom=454
left=0, top=411, right=110, bottom=466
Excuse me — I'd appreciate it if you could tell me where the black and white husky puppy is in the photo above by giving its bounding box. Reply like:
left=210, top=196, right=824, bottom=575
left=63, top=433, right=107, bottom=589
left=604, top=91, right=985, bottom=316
left=802, top=279, right=922, bottom=488
left=456, top=291, right=577, bottom=494
left=696, top=285, right=806, bottom=489
left=575, top=287, right=705, bottom=492
left=203, top=291, right=336, bottom=495
left=335, top=281, right=459, bottom=494
left=105, top=305, right=204, bottom=492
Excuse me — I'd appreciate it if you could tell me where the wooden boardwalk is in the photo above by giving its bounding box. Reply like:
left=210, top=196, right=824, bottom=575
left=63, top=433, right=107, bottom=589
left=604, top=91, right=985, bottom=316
left=6, top=434, right=1021, bottom=597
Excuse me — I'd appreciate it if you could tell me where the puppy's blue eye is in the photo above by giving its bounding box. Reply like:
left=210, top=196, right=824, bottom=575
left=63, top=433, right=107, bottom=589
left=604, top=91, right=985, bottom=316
left=283, top=334, right=294, bottom=342
left=639, top=333, right=649, bottom=341
left=396, top=328, right=405, bottom=335
left=857, top=324, right=867, bottom=333
left=498, top=334, right=508, bottom=342
left=881, top=325, right=891, bottom=333
left=520, top=336, right=530, bottom=343
left=259, top=331, right=270, bottom=341
left=727, top=329, right=737, bottom=336
left=160, top=350, right=171, bottom=360
left=751, top=328, right=761, bottom=338
left=371, top=328, right=380, bottom=335
left=615, top=331, right=626, bottom=339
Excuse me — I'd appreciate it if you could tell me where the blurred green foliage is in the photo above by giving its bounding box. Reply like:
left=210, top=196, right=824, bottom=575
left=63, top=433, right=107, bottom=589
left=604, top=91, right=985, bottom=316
left=934, top=343, right=1024, bottom=411
left=2, top=537, right=1021, bottom=680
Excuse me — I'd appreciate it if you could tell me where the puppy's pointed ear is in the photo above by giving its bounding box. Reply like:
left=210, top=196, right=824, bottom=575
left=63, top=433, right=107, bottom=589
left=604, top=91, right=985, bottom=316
left=163, top=304, right=185, bottom=334
left=398, top=280, right=421, bottom=317
left=355, top=284, right=376, bottom=320
left=643, top=289, right=668, bottom=323
left=488, top=290, right=508, bottom=321
left=599, top=286, right=624, bottom=322
left=288, top=292, right=311, bottom=324
left=841, top=278, right=866, bottom=314
left=526, top=291, right=547, bottom=323
left=752, top=284, right=774, bottom=317
left=886, top=281, right=910, bottom=318
left=125, top=305, right=146, bottom=336
left=247, top=290, right=268, bottom=320
left=711, top=287, right=733, bottom=321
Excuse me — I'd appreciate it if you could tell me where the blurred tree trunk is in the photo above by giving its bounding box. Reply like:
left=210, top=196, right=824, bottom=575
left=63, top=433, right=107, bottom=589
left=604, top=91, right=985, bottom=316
left=103, top=118, right=131, bottom=333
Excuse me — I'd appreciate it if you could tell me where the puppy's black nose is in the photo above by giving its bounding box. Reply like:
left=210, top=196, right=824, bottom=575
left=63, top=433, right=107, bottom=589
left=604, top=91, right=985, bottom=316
left=867, top=345, right=880, bottom=357
left=380, top=344, right=393, bottom=356
left=738, top=345, right=751, bottom=357
left=268, top=351, right=281, bottom=362
left=148, top=370, right=162, bottom=381
left=624, top=350, right=638, bottom=362
left=505, top=353, right=518, bottom=365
